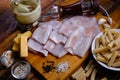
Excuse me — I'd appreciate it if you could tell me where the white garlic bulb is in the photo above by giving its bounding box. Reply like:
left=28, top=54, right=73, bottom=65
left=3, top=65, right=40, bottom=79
left=98, top=18, right=107, bottom=25
left=107, top=17, right=112, bottom=24
left=103, top=24, right=111, bottom=29
left=0, top=50, right=14, bottom=68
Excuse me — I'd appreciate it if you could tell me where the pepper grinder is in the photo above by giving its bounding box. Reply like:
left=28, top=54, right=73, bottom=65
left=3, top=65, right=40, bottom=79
left=50, top=0, right=99, bottom=19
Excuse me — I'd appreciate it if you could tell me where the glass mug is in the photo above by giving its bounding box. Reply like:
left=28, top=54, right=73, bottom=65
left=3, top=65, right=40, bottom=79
left=10, top=0, right=41, bottom=25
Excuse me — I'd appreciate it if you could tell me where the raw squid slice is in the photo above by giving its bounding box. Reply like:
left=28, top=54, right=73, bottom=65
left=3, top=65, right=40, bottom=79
left=63, top=16, right=100, bottom=57
left=64, top=26, right=93, bottom=57
left=50, top=43, right=68, bottom=58
left=28, top=38, right=48, bottom=56
left=49, top=20, right=63, bottom=30
left=59, top=18, right=78, bottom=37
left=43, top=40, right=56, bottom=52
left=44, top=40, right=67, bottom=58
left=32, top=26, right=52, bottom=44
left=73, top=36, right=92, bottom=57
left=64, top=27, right=85, bottom=54
left=29, top=16, right=100, bottom=58
left=39, top=19, right=62, bottom=30
left=59, top=16, right=100, bottom=37
left=49, top=30, right=67, bottom=44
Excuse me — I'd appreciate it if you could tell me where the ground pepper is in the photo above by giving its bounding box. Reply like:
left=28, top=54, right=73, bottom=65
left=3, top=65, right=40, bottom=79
left=42, top=60, right=56, bottom=73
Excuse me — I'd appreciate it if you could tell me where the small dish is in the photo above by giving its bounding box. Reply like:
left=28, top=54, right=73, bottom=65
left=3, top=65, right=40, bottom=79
left=91, top=29, right=120, bottom=71
left=11, top=60, right=31, bottom=79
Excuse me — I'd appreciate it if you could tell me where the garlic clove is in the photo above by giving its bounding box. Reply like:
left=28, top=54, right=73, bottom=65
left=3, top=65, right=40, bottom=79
left=107, top=17, right=112, bottom=24
left=2, top=50, right=13, bottom=59
left=0, top=57, right=14, bottom=68
left=103, top=23, right=111, bottom=29
left=0, top=57, right=8, bottom=67
left=0, top=50, right=14, bottom=68
left=98, top=18, right=107, bottom=25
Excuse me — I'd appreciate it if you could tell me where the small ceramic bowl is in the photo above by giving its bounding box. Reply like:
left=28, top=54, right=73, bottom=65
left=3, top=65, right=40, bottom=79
left=10, top=0, right=41, bottom=24
left=11, top=61, right=31, bottom=79
left=91, top=29, right=120, bottom=71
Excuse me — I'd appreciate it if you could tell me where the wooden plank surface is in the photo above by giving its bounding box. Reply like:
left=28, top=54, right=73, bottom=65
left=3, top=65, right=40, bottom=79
left=0, top=0, right=120, bottom=80
left=26, top=50, right=89, bottom=80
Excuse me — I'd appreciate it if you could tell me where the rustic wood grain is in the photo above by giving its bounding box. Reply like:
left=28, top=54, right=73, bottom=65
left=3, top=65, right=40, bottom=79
left=0, top=0, right=120, bottom=80
left=26, top=51, right=90, bottom=80
left=0, top=0, right=10, bottom=14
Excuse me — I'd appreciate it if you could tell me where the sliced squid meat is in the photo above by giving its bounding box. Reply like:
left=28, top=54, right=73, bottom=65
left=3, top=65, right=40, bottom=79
left=63, top=16, right=100, bottom=57
left=43, top=40, right=67, bottom=57
left=74, top=36, right=92, bottom=57
left=32, top=26, right=52, bottom=44
left=28, top=16, right=100, bottom=58
left=58, top=16, right=86, bottom=37
left=49, top=20, right=62, bottom=30
left=50, top=43, right=68, bottom=58
left=80, top=17, right=100, bottom=37
left=59, top=18, right=78, bottom=37
left=28, top=38, right=48, bottom=56
left=49, top=30, right=67, bottom=44
left=64, top=26, right=94, bottom=57
left=39, top=19, right=62, bottom=30
left=43, top=40, right=56, bottom=52
left=64, top=27, right=85, bottom=54
left=73, top=36, right=92, bottom=57
left=59, top=16, right=100, bottom=37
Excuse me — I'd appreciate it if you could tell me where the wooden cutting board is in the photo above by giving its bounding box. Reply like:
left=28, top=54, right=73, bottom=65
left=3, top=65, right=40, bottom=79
left=26, top=52, right=89, bottom=80
left=25, top=0, right=91, bottom=80
left=25, top=50, right=90, bottom=80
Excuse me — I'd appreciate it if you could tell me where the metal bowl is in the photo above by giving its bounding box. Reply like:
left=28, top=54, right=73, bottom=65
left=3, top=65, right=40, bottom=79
left=11, top=61, right=31, bottom=79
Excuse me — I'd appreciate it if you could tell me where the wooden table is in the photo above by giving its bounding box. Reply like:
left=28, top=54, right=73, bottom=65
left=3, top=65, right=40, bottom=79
left=0, top=0, right=120, bottom=80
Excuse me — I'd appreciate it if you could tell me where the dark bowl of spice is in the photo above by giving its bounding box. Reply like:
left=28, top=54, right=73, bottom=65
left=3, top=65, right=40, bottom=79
left=11, top=60, right=31, bottom=79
